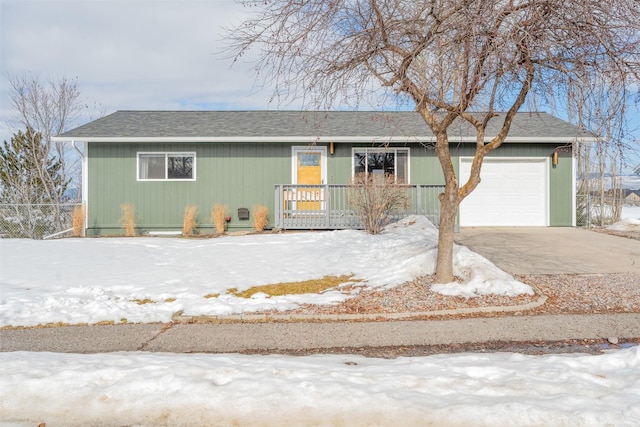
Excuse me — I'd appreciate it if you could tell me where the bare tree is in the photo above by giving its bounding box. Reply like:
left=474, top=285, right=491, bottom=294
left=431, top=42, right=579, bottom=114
left=6, top=73, right=84, bottom=204
left=572, top=75, right=632, bottom=226
left=227, top=0, right=640, bottom=283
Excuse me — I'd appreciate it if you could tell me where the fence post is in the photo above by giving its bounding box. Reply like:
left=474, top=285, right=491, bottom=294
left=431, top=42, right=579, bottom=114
left=324, top=184, right=330, bottom=227
left=274, top=185, right=282, bottom=229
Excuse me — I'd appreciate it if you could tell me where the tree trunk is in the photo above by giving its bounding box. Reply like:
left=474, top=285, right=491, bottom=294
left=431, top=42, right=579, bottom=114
left=435, top=181, right=458, bottom=283
left=432, top=129, right=459, bottom=284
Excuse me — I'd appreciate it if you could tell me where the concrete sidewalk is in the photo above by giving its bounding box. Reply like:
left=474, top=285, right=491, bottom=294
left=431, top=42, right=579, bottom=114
left=455, top=227, right=640, bottom=274
left=2, top=313, right=639, bottom=354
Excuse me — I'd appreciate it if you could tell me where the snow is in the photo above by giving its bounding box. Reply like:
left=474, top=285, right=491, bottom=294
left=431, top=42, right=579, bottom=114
left=1, top=348, right=639, bottom=427
left=621, top=205, right=640, bottom=221
left=609, top=205, right=640, bottom=231
left=2, top=215, right=639, bottom=426
left=0, top=216, right=533, bottom=328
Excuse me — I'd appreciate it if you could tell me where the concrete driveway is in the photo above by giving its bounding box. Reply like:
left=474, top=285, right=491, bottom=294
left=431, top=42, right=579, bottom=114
left=455, top=227, right=640, bottom=275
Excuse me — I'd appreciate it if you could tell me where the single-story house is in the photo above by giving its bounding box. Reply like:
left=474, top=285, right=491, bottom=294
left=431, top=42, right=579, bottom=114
left=53, top=111, right=590, bottom=235
left=625, top=190, right=640, bottom=206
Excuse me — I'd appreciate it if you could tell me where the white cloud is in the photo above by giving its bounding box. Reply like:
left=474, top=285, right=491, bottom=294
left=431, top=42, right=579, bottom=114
left=0, top=0, right=289, bottom=141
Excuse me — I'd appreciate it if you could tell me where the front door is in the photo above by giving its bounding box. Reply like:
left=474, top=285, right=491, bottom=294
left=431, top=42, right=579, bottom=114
left=293, top=147, right=326, bottom=211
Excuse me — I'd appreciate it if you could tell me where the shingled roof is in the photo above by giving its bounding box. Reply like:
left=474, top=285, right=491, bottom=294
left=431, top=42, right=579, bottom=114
left=54, top=110, right=592, bottom=143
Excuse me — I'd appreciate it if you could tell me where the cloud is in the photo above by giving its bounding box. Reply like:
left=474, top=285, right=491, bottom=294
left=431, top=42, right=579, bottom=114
left=0, top=0, right=292, bottom=141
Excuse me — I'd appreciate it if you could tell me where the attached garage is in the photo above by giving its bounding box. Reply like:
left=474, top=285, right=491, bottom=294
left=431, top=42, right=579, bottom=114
left=459, top=157, right=549, bottom=226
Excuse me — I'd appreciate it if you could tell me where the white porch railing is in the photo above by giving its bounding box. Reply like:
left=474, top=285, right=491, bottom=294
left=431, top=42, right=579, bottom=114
left=274, top=184, right=445, bottom=230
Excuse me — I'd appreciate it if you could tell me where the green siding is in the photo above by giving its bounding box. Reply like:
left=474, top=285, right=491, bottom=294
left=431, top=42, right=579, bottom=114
left=327, top=143, right=352, bottom=184
left=410, top=145, right=445, bottom=184
left=87, top=142, right=290, bottom=235
left=87, top=140, right=573, bottom=234
left=549, top=152, right=574, bottom=226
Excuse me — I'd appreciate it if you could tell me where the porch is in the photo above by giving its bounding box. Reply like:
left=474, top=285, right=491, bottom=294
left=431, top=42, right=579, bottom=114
left=274, top=184, right=447, bottom=230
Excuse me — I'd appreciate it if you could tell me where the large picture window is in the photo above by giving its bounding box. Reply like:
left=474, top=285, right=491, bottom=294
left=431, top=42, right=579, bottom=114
left=138, top=152, right=195, bottom=181
left=353, top=148, right=409, bottom=183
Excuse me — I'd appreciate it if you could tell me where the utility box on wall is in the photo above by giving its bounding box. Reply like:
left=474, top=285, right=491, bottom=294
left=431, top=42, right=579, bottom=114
left=237, top=208, right=250, bottom=220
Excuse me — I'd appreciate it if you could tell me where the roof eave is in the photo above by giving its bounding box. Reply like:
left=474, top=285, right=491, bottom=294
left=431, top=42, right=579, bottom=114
left=52, top=135, right=592, bottom=144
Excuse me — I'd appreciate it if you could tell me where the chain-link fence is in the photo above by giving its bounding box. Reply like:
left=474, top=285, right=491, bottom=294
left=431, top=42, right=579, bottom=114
left=0, top=203, right=83, bottom=239
left=576, top=194, right=623, bottom=228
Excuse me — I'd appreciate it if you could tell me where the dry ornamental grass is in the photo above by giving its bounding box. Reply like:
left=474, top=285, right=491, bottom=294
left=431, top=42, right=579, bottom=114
left=71, top=205, right=85, bottom=237
left=118, top=204, right=136, bottom=237
left=253, top=205, right=269, bottom=232
left=212, top=204, right=229, bottom=233
left=183, top=205, right=198, bottom=236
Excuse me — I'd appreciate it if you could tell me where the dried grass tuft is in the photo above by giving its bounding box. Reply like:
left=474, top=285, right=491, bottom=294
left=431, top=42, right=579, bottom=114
left=230, top=275, right=359, bottom=298
left=183, top=205, right=199, bottom=237
left=131, top=298, right=155, bottom=305
left=253, top=204, right=269, bottom=232
left=72, top=205, right=85, bottom=237
left=119, top=204, right=136, bottom=237
left=212, top=204, right=230, bottom=233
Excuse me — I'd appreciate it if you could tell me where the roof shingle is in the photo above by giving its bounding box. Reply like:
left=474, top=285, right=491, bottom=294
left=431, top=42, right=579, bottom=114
left=56, top=110, right=591, bottom=141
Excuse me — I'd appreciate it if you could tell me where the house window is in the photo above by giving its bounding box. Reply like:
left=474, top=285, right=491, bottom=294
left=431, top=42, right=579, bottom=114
left=138, top=152, right=195, bottom=181
left=353, top=148, right=409, bottom=183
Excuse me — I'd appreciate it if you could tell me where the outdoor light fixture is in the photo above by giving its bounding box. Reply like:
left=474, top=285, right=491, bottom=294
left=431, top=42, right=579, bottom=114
left=552, top=143, right=573, bottom=168
left=329, top=141, right=335, bottom=155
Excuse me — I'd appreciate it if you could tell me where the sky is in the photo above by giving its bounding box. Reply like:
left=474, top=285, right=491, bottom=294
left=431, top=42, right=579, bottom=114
left=0, top=0, right=281, bottom=140
left=1, top=0, right=639, bottom=170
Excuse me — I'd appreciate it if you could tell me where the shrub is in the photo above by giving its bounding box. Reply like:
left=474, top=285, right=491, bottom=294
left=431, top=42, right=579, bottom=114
left=212, top=203, right=230, bottom=233
left=253, top=205, right=269, bottom=232
left=119, top=204, right=136, bottom=237
left=347, top=173, right=410, bottom=234
left=71, top=205, right=85, bottom=237
left=183, top=205, right=198, bottom=237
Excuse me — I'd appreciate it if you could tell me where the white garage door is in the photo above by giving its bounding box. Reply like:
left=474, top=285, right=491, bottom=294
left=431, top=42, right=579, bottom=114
left=459, top=158, right=548, bottom=226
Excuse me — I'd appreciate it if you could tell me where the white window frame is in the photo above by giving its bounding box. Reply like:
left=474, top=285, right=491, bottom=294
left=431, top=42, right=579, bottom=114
left=291, top=146, right=327, bottom=185
left=351, top=147, right=410, bottom=184
left=137, top=152, right=196, bottom=181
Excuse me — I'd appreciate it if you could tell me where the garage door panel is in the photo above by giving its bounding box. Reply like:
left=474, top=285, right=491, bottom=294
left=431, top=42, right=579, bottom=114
left=460, top=158, right=548, bottom=226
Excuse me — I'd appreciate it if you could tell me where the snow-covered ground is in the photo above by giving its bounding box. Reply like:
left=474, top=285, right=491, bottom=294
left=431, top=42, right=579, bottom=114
left=1, top=348, right=639, bottom=427
left=609, top=205, right=640, bottom=231
left=0, top=216, right=532, bottom=328
left=621, top=205, right=640, bottom=220
left=2, top=214, right=640, bottom=427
